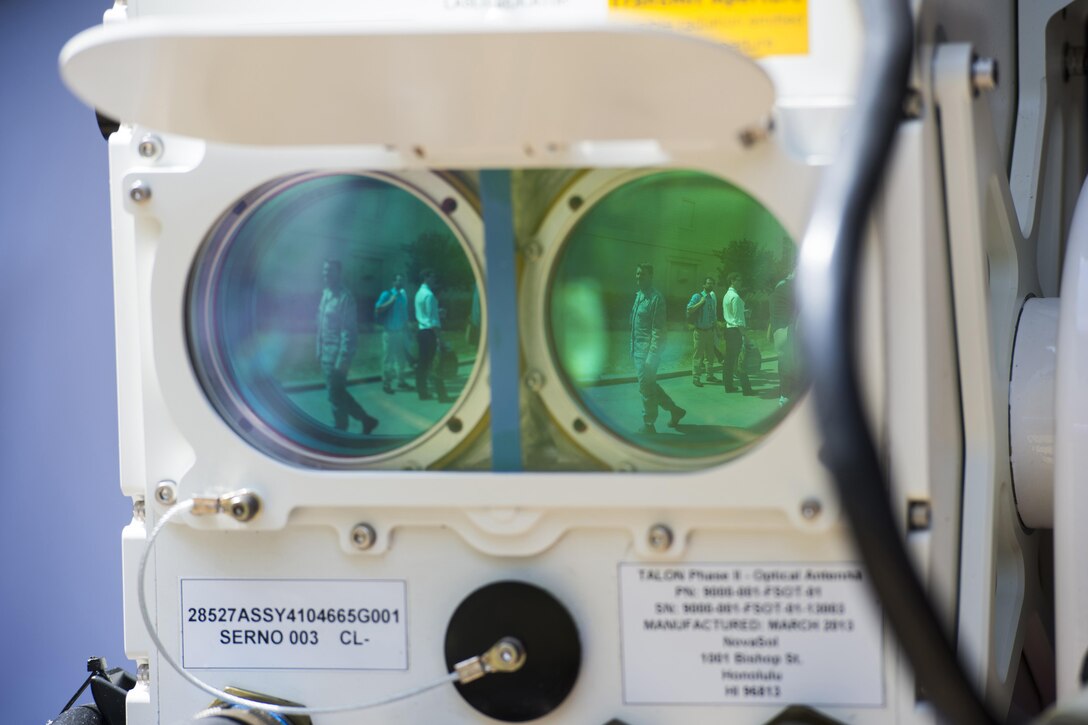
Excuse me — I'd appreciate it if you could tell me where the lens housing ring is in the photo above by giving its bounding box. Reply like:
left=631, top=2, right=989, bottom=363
left=187, top=170, right=490, bottom=470
left=520, top=168, right=797, bottom=471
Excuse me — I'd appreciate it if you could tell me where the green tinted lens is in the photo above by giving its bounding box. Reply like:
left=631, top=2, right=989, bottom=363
left=548, top=170, right=802, bottom=461
left=189, top=173, right=483, bottom=467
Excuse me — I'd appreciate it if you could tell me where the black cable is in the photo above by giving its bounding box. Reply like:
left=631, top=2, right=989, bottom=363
left=795, top=0, right=999, bottom=720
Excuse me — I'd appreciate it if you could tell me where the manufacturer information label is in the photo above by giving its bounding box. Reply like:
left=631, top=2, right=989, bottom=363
left=180, top=579, right=408, bottom=670
left=619, top=563, right=883, bottom=706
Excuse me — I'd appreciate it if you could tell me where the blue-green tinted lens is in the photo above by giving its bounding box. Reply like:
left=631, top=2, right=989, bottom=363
left=189, top=173, right=482, bottom=466
left=548, top=170, right=801, bottom=460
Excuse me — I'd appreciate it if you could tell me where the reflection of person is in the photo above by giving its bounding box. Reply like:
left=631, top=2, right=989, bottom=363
left=721, top=273, right=754, bottom=396
left=631, top=263, right=685, bottom=433
left=465, top=286, right=481, bottom=346
left=374, top=273, right=411, bottom=395
left=414, top=269, right=450, bottom=403
left=686, top=276, right=719, bottom=387
left=768, top=272, right=797, bottom=406
left=316, top=260, right=379, bottom=433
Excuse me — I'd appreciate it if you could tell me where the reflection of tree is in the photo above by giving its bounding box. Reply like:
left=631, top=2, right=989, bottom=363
left=402, top=231, right=475, bottom=290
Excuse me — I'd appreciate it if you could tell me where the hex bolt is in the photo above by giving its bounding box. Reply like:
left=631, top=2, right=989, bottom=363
left=154, top=481, right=177, bottom=506
left=738, top=124, right=770, bottom=148
left=908, top=500, right=932, bottom=531
left=223, top=490, right=261, bottom=523
left=133, top=497, right=146, bottom=522
left=971, top=56, right=998, bottom=93
left=351, top=523, right=377, bottom=551
left=524, top=370, right=546, bottom=393
left=800, top=498, right=822, bottom=520
left=523, top=241, right=543, bottom=262
left=136, top=662, right=150, bottom=683
left=128, top=181, right=152, bottom=203
left=137, top=135, right=163, bottom=160
left=647, top=524, right=674, bottom=552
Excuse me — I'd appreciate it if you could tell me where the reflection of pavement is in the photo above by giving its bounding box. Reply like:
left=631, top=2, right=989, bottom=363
left=581, top=361, right=785, bottom=442
left=286, top=374, right=469, bottom=436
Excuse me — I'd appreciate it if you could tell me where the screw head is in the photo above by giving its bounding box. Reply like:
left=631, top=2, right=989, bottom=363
left=523, top=241, right=543, bottom=261
left=133, top=498, right=146, bottom=521
left=908, top=500, right=932, bottom=531
left=154, top=481, right=176, bottom=506
left=222, top=491, right=261, bottom=522
left=524, top=370, right=546, bottom=392
left=137, top=135, right=162, bottom=159
left=129, top=181, right=152, bottom=203
left=971, top=56, right=999, bottom=93
left=351, top=523, right=377, bottom=551
left=800, top=498, right=822, bottom=520
left=647, top=524, right=674, bottom=552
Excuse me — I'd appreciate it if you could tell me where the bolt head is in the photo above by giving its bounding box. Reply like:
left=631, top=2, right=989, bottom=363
left=525, top=370, right=546, bottom=392
left=137, top=135, right=162, bottom=159
left=971, top=56, right=999, bottom=93
left=647, top=524, right=674, bottom=552
left=222, top=491, right=260, bottom=522
left=523, top=241, right=543, bottom=261
left=154, top=482, right=176, bottom=505
left=351, top=523, right=377, bottom=551
left=908, top=500, right=932, bottom=530
left=800, top=498, right=822, bottom=520
left=129, top=181, right=152, bottom=203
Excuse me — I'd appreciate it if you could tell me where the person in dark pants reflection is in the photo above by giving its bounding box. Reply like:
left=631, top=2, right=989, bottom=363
left=374, top=273, right=412, bottom=395
left=316, top=260, right=379, bottom=434
left=631, top=263, right=685, bottom=433
left=414, top=269, right=450, bottom=403
left=687, top=276, right=719, bottom=387
left=768, top=271, right=799, bottom=406
left=721, top=272, right=754, bottom=396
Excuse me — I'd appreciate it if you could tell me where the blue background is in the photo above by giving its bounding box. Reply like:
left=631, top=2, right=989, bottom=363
left=0, top=2, right=134, bottom=722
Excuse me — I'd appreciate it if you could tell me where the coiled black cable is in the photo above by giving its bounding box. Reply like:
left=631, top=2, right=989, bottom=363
left=795, top=0, right=999, bottom=720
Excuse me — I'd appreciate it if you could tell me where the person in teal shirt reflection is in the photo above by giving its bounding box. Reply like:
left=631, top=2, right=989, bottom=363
left=374, top=273, right=411, bottom=395
left=686, top=276, right=719, bottom=387
left=316, top=260, right=379, bottom=434
left=630, top=263, right=685, bottom=434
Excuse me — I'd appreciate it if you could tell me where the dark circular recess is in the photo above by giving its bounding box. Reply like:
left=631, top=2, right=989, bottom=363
left=444, top=581, right=581, bottom=722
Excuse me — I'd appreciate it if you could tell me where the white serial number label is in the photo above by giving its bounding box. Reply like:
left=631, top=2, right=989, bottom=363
left=619, top=563, right=884, bottom=706
left=180, top=579, right=407, bottom=670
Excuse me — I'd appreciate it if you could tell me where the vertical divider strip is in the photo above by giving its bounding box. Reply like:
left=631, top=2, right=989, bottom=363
left=480, top=169, right=523, bottom=471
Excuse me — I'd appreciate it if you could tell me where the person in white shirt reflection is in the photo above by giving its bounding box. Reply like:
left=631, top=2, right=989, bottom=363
left=414, top=269, right=450, bottom=403
left=721, top=272, right=754, bottom=396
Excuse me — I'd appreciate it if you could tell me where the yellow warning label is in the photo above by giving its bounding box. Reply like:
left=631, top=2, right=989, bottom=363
left=609, top=0, right=808, bottom=59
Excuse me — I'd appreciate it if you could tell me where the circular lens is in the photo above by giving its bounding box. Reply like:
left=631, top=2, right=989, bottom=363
left=547, top=169, right=801, bottom=462
left=188, top=172, right=485, bottom=468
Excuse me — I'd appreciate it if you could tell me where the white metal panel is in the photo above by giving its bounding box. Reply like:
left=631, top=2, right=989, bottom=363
left=59, top=20, right=774, bottom=156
